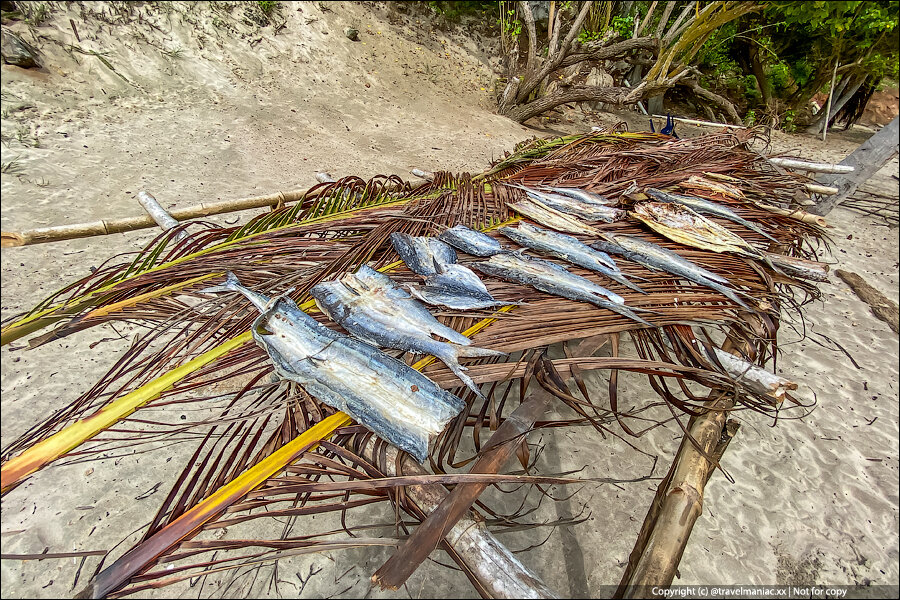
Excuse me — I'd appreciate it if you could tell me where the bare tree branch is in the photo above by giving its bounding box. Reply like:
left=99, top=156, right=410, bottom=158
left=559, top=36, right=659, bottom=69
left=655, top=1, right=677, bottom=38
left=518, top=0, right=538, bottom=82
left=636, top=1, right=659, bottom=38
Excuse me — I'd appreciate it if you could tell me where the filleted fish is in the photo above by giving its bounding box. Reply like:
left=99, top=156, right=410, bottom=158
left=473, top=252, right=654, bottom=326
left=591, top=235, right=754, bottom=311
left=310, top=266, right=505, bottom=399
left=438, top=225, right=503, bottom=257
left=499, top=222, right=646, bottom=295
left=204, top=272, right=465, bottom=463
left=644, top=188, right=778, bottom=243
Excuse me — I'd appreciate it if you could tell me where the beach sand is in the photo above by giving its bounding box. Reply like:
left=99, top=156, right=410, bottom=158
left=2, top=2, right=897, bottom=597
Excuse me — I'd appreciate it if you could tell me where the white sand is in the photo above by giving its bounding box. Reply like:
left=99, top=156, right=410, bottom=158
left=2, top=2, right=897, bottom=597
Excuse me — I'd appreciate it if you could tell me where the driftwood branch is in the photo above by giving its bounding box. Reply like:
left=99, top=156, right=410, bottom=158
left=676, top=78, right=741, bottom=125
left=835, top=269, right=900, bottom=334
left=650, top=114, right=743, bottom=129
left=811, top=116, right=900, bottom=216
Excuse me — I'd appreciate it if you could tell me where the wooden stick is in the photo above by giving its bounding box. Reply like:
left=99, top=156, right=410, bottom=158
left=805, top=182, right=839, bottom=196
left=752, top=202, right=828, bottom=228
left=764, top=252, right=830, bottom=282
left=315, top=172, right=336, bottom=183
left=835, top=269, right=900, bottom=334
left=704, top=345, right=797, bottom=402
left=767, top=158, right=855, bottom=174
left=411, top=168, right=435, bottom=181
left=822, top=56, right=839, bottom=141
left=361, top=435, right=558, bottom=599
left=136, top=191, right=186, bottom=241
left=651, top=114, right=744, bottom=129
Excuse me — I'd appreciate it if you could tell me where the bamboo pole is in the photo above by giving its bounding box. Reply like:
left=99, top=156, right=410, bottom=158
left=822, top=56, right=840, bottom=142
left=616, top=333, right=754, bottom=596
left=650, top=114, right=744, bottom=130
left=1, top=189, right=313, bottom=248
left=2, top=178, right=424, bottom=248
left=616, top=394, right=734, bottom=597
left=805, top=182, right=839, bottom=196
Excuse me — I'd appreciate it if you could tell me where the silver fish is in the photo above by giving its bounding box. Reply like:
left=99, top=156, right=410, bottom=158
left=410, top=262, right=512, bottom=311
left=438, top=225, right=503, bottom=257
left=499, top=222, right=647, bottom=298
left=310, top=266, right=505, bottom=399
left=645, top=188, right=778, bottom=243
left=541, top=186, right=618, bottom=206
left=390, top=233, right=457, bottom=276
left=506, top=183, right=625, bottom=223
left=473, top=252, right=654, bottom=326
left=205, top=272, right=465, bottom=463
left=591, top=235, right=754, bottom=311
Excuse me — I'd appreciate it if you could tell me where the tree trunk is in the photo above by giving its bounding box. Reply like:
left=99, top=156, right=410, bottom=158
left=810, top=116, right=900, bottom=216
left=806, top=75, right=865, bottom=134
left=678, top=78, right=742, bottom=124
left=503, top=85, right=639, bottom=123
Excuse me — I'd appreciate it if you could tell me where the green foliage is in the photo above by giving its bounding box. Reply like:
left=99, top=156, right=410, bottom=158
left=781, top=108, right=797, bottom=133
left=610, top=15, right=633, bottom=38
left=256, top=1, right=279, bottom=17
left=744, top=109, right=757, bottom=126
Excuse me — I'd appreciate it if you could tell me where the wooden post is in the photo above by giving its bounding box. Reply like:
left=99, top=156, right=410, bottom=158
left=810, top=115, right=900, bottom=216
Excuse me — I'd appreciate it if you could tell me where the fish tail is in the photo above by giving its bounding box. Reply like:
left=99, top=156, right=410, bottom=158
left=199, top=271, right=241, bottom=294
left=608, top=271, right=648, bottom=295
left=455, top=345, right=507, bottom=359
left=433, top=347, right=487, bottom=400
left=595, top=297, right=656, bottom=327
left=429, top=322, right=473, bottom=346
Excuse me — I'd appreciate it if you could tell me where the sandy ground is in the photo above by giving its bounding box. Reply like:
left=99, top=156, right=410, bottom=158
left=2, top=2, right=898, bottom=598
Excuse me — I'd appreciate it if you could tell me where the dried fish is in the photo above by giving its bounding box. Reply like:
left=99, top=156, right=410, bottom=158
left=506, top=183, right=625, bottom=222
left=592, top=235, right=753, bottom=311
left=499, top=222, right=646, bottom=295
left=631, top=202, right=762, bottom=258
left=390, top=233, right=456, bottom=276
left=206, top=272, right=465, bottom=463
left=541, top=186, right=618, bottom=206
left=645, top=188, right=778, bottom=243
left=506, top=196, right=599, bottom=236
left=438, top=225, right=503, bottom=257
left=311, top=266, right=505, bottom=399
left=409, top=262, right=513, bottom=311
left=473, top=252, right=654, bottom=326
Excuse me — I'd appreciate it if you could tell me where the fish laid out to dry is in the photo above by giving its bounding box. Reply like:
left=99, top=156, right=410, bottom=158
left=310, top=266, right=505, bottom=400
left=631, top=201, right=762, bottom=258
left=645, top=188, right=778, bottom=243
left=499, top=222, right=646, bottom=295
left=592, top=235, right=753, bottom=310
left=409, top=262, right=513, bottom=310
left=391, top=232, right=508, bottom=310
left=473, top=252, right=654, bottom=326
left=390, top=232, right=457, bottom=276
left=438, top=225, right=503, bottom=257
left=506, top=183, right=625, bottom=223
left=206, top=272, right=465, bottom=463
left=505, top=194, right=600, bottom=236
left=541, top=186, right=618, bottom=206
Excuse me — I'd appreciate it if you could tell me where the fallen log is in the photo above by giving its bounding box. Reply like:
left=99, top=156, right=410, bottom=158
left=835, top=269, right=900, bottom=334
